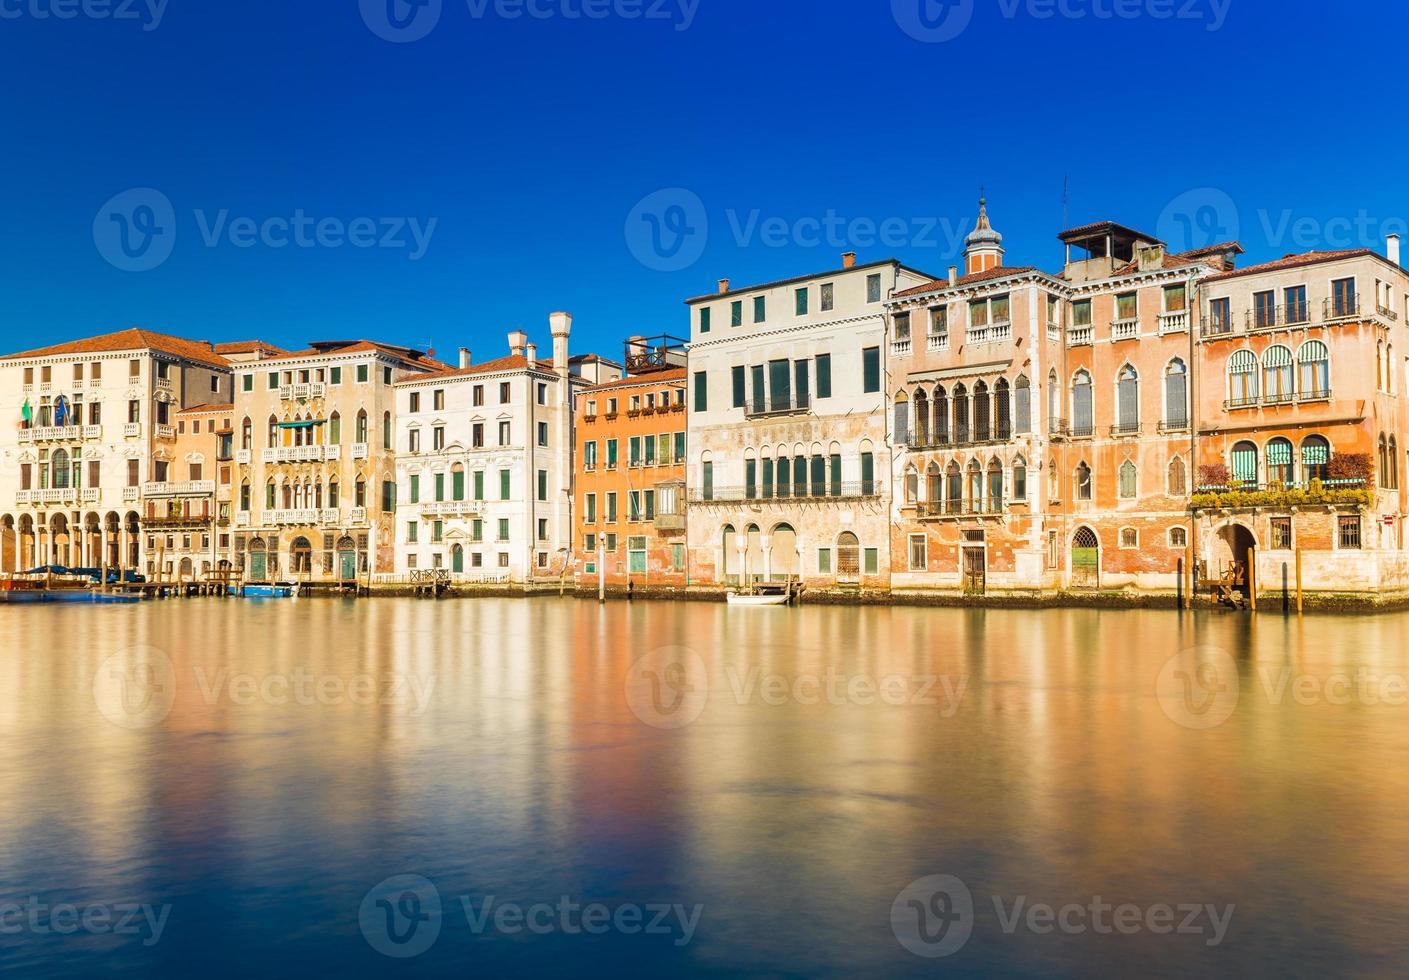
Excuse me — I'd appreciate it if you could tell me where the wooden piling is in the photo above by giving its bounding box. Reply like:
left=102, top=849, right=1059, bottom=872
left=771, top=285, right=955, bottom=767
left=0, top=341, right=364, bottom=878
left=1295, top=547, right=1303, bottom=614
left=1248, top=551, right=1256, bottom=612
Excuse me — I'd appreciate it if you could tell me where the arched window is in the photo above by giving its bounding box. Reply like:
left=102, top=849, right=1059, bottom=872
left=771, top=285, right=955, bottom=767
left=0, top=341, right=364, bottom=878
left=1378, top=434, right=1389, bottom=488
left=1389, top=345, right=1396, bottom=395
left=1012, top=456, right=1027, bottom=500
left=328, top=477, right=340, bottom=508
left=1164, top=360, right=1188, bottom=428
left=1116, top=365, right=1139, bottom=432
left=1231, top=440, right=1259, bottom=485
left=1267, top=437, right=1294, bottom=485
left=267, top=414, right=279, bottom=447
left=383, top=411, right=392, bottom=450
left=986, top=458, right=1003, bottom=511
left=933, top=386, right=950, bottom=445
left=1298, top=340, right=1329, bottom=396
left=241, top=416, right=252, bottom=450
left=1391, top=436, right=1400, bottom=489
left=52, top=449, right=70, bottom=489
left=355, top=410, right=368, bottom=444
left=1072, top=370, right=1093, bottom=436
left=1229, top=349, right=1258, bottom=405
left=967, top=459, right=983, bottom=509
left=1302, top=436, right=1331, bottom=482
left=1377, top=340, right=1385, bottom=391
left=1075, top=461, right=1092, bottom=500
left=953, top=384, right=970, bottom=443
left=925, top=461, right=941, bottom=506
left=264, top=479, right=276, bottom=510
left=1263, top=345, right=1294, bottom=402
left=777, top=454, right=791, bottom=497
left=913, top=387, right=930, bottom=446
left=973, top=381, right=991, bottom=441
left=892, top=391, right=909, bottom=445
left=1169, top=526, right=1188, bottom=549
left=995, top=379, right=1011, bottom=440
left=1014, top=376, right=1030, bottom=434
left=945, top=462, right=962, bottom=513
left=903, top=464, right=918, bottom=504
left=452, top=462, right=466, bottom=501
left=1168, top=455, right=1187, bottom=496
left=1047, top=370, right=1060, bottom=432
left=1118, top=459, right=1137, bottom=498
left=329, top=411, right=342, bottom=445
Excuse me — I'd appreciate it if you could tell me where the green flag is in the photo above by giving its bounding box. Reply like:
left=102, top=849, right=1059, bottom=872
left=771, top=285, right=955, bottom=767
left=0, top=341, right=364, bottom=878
left=21, top=397, right=32, bottom=425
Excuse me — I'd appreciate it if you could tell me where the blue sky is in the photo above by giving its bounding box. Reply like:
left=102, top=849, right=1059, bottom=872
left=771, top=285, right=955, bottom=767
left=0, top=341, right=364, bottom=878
left=1, top=0, right=1404, bottom=362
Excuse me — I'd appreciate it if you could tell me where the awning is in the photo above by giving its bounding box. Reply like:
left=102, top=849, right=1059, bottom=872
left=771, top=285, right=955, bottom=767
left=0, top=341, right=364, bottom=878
left=277, top=420, right=324, bottom=429
left=906, top=359, right=1012, bottom=383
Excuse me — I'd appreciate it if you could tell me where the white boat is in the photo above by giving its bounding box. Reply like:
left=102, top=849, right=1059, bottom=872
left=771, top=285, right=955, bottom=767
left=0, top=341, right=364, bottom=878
left=726, top=590, right=790, bottom=606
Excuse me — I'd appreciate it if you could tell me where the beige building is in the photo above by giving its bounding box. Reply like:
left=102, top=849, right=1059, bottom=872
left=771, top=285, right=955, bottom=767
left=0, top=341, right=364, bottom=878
left=140, top=402, right=233, bottom=581
left=229, top=340, right=447, bottom=585
left=0, top=328, right=233, bottom=574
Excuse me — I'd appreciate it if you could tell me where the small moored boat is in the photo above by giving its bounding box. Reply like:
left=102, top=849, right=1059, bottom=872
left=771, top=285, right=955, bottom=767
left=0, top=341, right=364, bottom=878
left=239, top=583, right=300, bottom=599
left=726, top=591, right=791, bottom=607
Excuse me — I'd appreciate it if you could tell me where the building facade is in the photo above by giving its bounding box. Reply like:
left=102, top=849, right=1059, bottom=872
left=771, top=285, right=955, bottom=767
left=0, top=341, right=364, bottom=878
left=685, top=256, right=935, bottom=592
left=392, top=315, right=620, bottom=583
left=139, top=401, right=233, bottom=581
left=573, top=347, right=687, bottom=590
left=0, top=329, right=233, bottom=574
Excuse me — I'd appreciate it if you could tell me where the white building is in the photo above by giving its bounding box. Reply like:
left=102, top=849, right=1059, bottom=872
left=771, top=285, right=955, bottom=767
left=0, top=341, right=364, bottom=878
left=392, top=314, right=620, bottom=582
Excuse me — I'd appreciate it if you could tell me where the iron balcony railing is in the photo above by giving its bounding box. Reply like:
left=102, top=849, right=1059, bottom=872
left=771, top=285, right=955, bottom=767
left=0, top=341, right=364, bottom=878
left=689, top=482, right=879, bottom=503
left=1109, top=421, right=1142, bottom=437
left=744, top=394, right=811, bottom=419
left=914, top=498, right=1006, bottom=517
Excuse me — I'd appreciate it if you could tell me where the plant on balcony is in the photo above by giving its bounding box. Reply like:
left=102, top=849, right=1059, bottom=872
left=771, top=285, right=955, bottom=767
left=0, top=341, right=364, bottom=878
left=1197, top=463, right=1229, bottom=487
left=1328, top=452, right=1372, bottom=484
left=1191, top=477, right=1372, bottom=511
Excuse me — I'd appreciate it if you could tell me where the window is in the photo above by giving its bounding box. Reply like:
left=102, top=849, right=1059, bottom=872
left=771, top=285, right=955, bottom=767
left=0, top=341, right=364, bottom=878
left=606, top=491, right=618, bottom=522
left=330, top=366, right=342, bottom=385
left=1118, top=460, right=1137, bottom=499
left=474, top=470, right=484, bottom=500
left=1338, top=515, right=1361, bottom=549
left=268, top=371, right=279, bottom=390
left=357, top=364, right=369, bottom=384
left=699, top=307, right=711, bottom=333
left=753, top=295, right=766, bottom=323
left=537, top=469, right=547, bottom=501
left=861, top=452, right=875, bottom=496
left=537, top=421, right=548, bottom=447
left=497, top=519, right=510, bottom=542
left=1267, top=437, right=1294, bottom=484
left=1119, top=527, right=1138, bottom=548
left=730, top=300, right=742, bottom=327
left=1115, top=291, right=1137, bottom=323
left=862, top=347, right=880, bottom=393
left=1253, top=290, right=1276, bottom=329
left=1302, top=435, right=1331, bottom=482
left=1270, top=517, right=1292, bottom=550
left=472, top=385, right=484, bottom=407
left=731, top=365, right=746, bottom=408
left=242, top=374, right=253, bottom=392
left=701, top=461, right=713, bottom=501
left=820, top=282, right=834, bottom=311
left=1168, top=456, right=1187, bottom=496
left=818, top=548, right=832, bottom=573
left=864, top=548, right=879, bottom=575
left=1075, top=462, right=1092, bottom=500
left=693, top=371, right=708, bottom=412
left=815, top=354, right=832, bottom=398
left=1298, top=340, right=1329, bottom=396
left=1071, top=299, right=1092, bottom=327
left=1116, top=365, right=1139, bottom=432
left=499, top=469, right=511, bottom=500
left=1263, top=346, right=1294, bottom=401
left=536, top=383, right=547, bottom=406
left=584, top=493, right=597, bottom=523
left=1331, top=277, right=1356, bottom=317
left=1163, top=283, right=1187, bottom=313
left=1231, top=441, right=1258, bottom=485
left=409, top=392, right=421, bottom=413
left=1169, top=526, right=1187, bottom=549
left=1285, top=285, right=1308, bottom=324
left=795, top=287, right=808, bottom=315
left=866, top=273, right=881, bottom=303
left=1164, top=360, right=1188, bottom=428
left=498, top=421, right=511, bottom=445
left=1012, top=457, right=1027, bottom=500
left=1014, top=376, right=1030, bottom=433
left=1072, top=370, right=1093, bottom=436
left=1228, top=350, right=1258, bottom=405
left=1206, top=297, right=1231, bottom=333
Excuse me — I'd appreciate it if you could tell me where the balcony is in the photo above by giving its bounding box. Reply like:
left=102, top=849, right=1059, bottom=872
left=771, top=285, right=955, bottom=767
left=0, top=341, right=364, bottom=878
left=154, top=376, right=174, bottom=394
left=279, top=382, right=326, bottom=401
left=689, top=483, right=880, bottom=504
left=1069, top=422, right=1095, bottom=438
left=268, top=509, right=321, bottom=525
left=235, top=449, right=252, bottom=464
left=744, top=394, right=810, bottom=419
left=154, top=424, right=176, bottom=441
left=17, top=425, right=82, bottom=444
left=915, top=499, right=1006, bottom=518
left=966, top=320, right=1011, bottom=345
left=143, top=480, right=216, bottom=497
left=350, top=507, right=368, bottom=524
left=1046, top=321, right=1061, bottom=342
left=890, top=337, right=913, bottom=357
left=927, top=333, right=949, bottom=353
left=262, top=444, right=341, bottom=464
left=1263, top=390, right=1296, bottom=407
left=1224, top=395, right=1260, bottom=411
left=1048, top=417, right=1069, bottom=439
left=1068, top=326, right=1093, bottom=346
left=1297, top=387, right=1332, bottom=403
left=123, top=486, right=140, bottom=502
left=654, top=512, right=685, bottom=532
left=351, top=443, right=369, bottom=460
left=1158, top=310, right=1190, bottom=334
left=1110, top=422, right=1142, bottom=438
left=1157, top=417, right=1190, bottom=434
left=1111, top=317, right=1140, bottom=340
left=123, top=422, right=142, bottom=439
left=906, top=431, right=1012, bottom=452
left=235, top=512, right=251, bottom=527
left=1377, top=303, right=1398, bottom=322
left=420, top=500, right=483, bottom=518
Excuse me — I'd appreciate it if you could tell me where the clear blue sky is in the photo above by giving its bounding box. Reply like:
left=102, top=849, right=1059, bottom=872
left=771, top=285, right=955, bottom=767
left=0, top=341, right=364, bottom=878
left=1, top=0, right=1404, bottom=362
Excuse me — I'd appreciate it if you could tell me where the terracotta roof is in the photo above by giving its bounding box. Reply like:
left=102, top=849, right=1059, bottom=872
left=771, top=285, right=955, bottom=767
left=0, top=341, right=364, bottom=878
left=262, top=340, right=451, bottom=370
left=1203, top=249, right=1374, bottom=283
left=1057, top=220, right=1163, bottom=245
left=176, top=402, right=233, bottom=414
left=1, top=328, right=229, bottom=370
left=892, top=265, right=1039, bottom=299
left=1177, top=242, right=1244, bottom=259
left=1109, top=252, right=1204, bottom=276
left=581, top=368, right=687, bottom=392
left=213, top=340, right=285, bottom=355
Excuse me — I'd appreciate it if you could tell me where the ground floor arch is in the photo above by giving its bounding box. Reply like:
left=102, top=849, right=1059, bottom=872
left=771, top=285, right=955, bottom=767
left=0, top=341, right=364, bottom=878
left=1071, top=526, right=1100, bottom=589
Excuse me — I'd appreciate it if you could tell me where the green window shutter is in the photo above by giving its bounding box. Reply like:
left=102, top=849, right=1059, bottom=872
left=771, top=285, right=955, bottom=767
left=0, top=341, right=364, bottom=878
left=674, top=431, right=685, bottom=462
left=409, top=475, right=420, bottom=503
left=700, top=307, right=711, bottom=333
left=795, top=287, right=808, bottom=315
left=267, top=372, right=278, bottom=389
left=693, top=371, right=708, bottom=412
left=500, top=470, right=511, bottom=499
left=816, top=354, right=832, bottom=398
left=731, top=301, right=742, bottom=327
left=330, top=367, right=341, bottom=385
left=753, top=296, right=765, bottom=322
left=474, top=471, right=484, bottom=500
left=265, top=484, right=275, bottom=508
left=862, top=347, right=880, bottom=393
left=435, top=473, right=445, bottom=501
left=452, top=470, right=464, bottom=501
left=731, top=365, right=745, bottom=408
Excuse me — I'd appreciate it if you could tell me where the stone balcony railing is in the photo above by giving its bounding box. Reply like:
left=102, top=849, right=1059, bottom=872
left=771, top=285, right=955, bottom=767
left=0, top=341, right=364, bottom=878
left=1067, top=326, right=1093, bottom=346
left=142, top=480, right=216, bottom=497
left=154, top=424, right=176, bottom=441
left=235, top=449, right=252, bottom=464
left=351, top=443, right=369, bottom=460
left=279, top=382, right=327, bottom=401
left=124, top=422, right=142, bottom=438
left=966, top=320, right=1011, bottom=345
left=1158, top=310, right=1190, bottom=334
left=17, top=425, right=98, bottom=444
left=262, top=444, right=342, bottom=464
left=420, top=500, right=484, bottom=518
left=927, top=333, right=949, bottom=352
left=15, top=488, right=100, bottom=506
left=890, top=337, right=913, bottom=357
left=1111, top=317, right=1140, bottom=340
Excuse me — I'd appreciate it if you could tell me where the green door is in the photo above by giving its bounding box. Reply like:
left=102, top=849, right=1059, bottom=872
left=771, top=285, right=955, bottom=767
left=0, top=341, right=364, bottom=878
left=452, top=546, right=464, bottom=574
left=339, top=550, right=357, bottom=581
left=249, top=551, right=267, bottom=581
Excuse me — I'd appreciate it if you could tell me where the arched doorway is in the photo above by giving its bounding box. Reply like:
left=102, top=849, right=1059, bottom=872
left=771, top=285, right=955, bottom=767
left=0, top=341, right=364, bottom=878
left=721, top=525, right=737, bottom=585
left=770, top=523, right=799, bottom=581
left=744, top=524, right=764, bottom=585
left=248, top=537, right=268, bottom=581
left=50, top=514, right=71, bottom=568
left=178, top=557, right=194, bottom=580
left=0, top=515, right=14, bottom=572
left=1071, top=527, right=1100, bottom=589
left=1216, top=522, right=1256, bottom=593
left=336, top=536, right=358, bottom=582
left=836, top=531, right=861, bottom=583
left=451, top=543, right=464, bottom=574
left=291, top=537, right=313, bottom=576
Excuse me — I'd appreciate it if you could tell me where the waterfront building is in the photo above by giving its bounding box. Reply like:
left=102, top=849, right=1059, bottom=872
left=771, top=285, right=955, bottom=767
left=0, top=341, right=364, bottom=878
left=685, top=255, right=936, bottom=591
left=0, top=329, right=233, bottom=573
left=230, top=340, right=448, bottom=584
left=392, top=315, right=621, bottom=583
left=573, top=337, right=688, bottom=590
left=137, top=401, right=234, bottom=582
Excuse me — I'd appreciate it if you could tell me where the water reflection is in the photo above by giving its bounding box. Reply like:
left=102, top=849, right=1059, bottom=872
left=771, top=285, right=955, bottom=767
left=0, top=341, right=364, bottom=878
left=0, top=599, right=1407, bottom=977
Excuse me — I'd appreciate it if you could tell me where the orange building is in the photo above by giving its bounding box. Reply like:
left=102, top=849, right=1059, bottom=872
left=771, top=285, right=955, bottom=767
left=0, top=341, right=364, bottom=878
left=574, top=341, right=687, bottom=592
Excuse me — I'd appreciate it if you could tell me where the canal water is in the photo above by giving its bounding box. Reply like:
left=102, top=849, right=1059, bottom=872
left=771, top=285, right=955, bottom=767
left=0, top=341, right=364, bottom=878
left=1, top=598, right=1407, bottom=977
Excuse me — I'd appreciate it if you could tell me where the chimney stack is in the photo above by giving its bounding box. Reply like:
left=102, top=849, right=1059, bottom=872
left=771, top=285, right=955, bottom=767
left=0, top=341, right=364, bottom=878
left=1390, top=234, right=1402, bottom=267
left=842, top=251, right=856, bottom=269
left=508, top=330, right=528, bottom=356
left=525, top=343, right=537, bottom=364
left=458, top=347, right=472, bottom=369
left=549, top=311, right=572, bottom=378
left=948, top=266, right=958, bottom=286
left=717, top=278, right=730, bottom=294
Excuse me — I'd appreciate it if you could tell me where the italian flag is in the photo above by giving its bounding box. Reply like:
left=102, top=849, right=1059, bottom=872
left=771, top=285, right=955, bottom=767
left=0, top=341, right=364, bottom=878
left=20, top=397, right=32, bottom=428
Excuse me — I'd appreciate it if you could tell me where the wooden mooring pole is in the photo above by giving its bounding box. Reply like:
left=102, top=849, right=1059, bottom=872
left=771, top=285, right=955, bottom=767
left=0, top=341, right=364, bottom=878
left=1295, top=547, right=1303, bottom=614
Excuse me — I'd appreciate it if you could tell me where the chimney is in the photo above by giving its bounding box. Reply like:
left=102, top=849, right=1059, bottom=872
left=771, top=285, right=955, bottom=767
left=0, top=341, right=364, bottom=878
left=842, top=251, right=856, bottom=269
left=948, top=266, right=958, bottom=286
left=525, top=343, right=537, bottom=365
left=549, top=311, right=572, bottom=378
left=717, top=278, right=730, bottom=294
left=458, top=347, right=472, bottom=369
left=1389, top=234, right=1402, bottom=267
left=508, top=330, right=528, bottom=356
